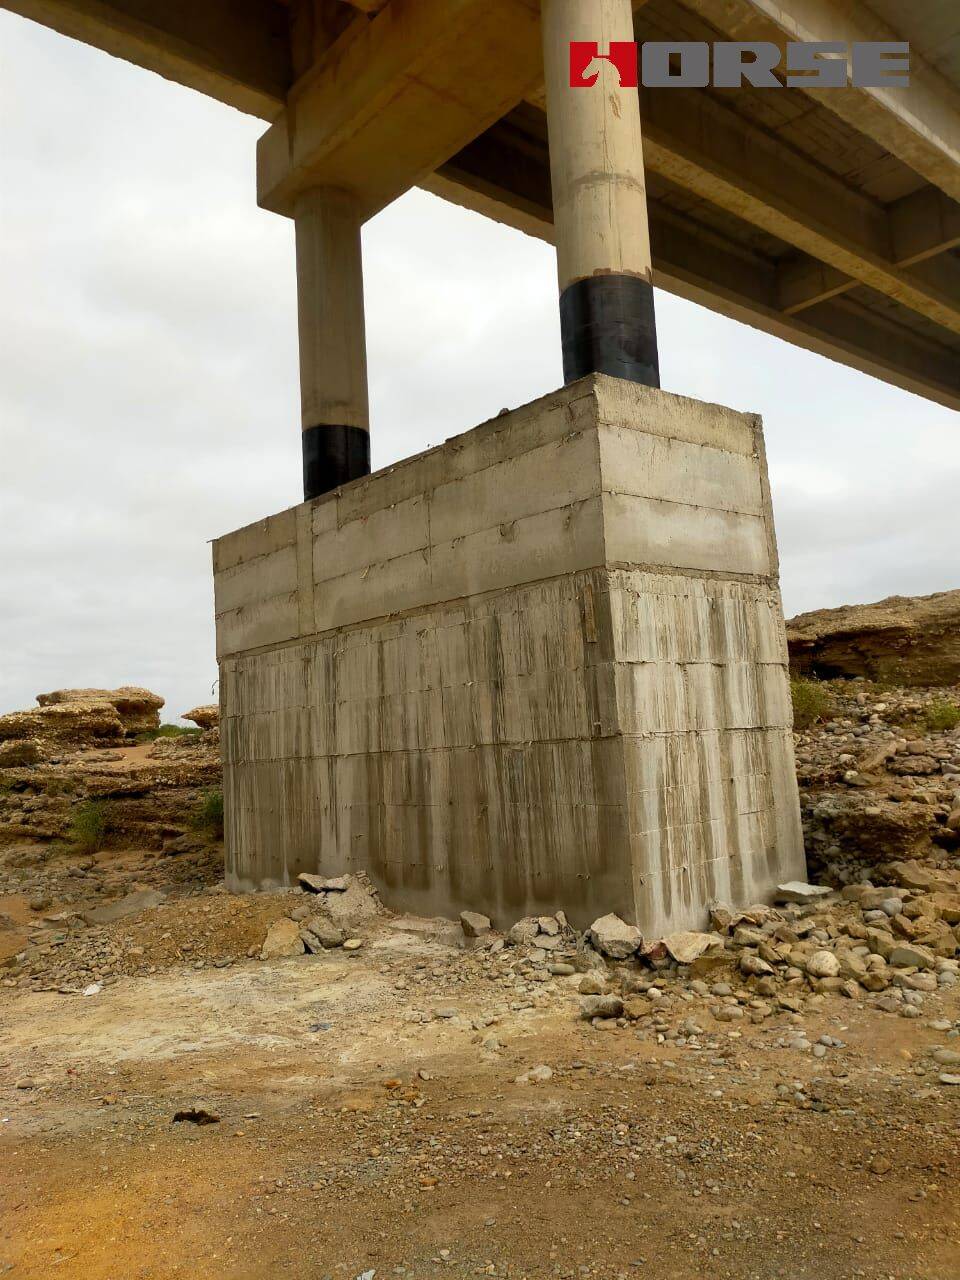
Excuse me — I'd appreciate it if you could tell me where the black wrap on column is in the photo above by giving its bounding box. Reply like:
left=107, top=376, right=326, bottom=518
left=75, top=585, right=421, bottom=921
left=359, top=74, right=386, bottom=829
left=558, top=274, right=660, bottom=388
left=302, top=423, right=371, bottom=500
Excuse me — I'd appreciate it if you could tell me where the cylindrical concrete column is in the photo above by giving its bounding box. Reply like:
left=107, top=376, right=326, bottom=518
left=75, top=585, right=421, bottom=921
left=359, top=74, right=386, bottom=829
left=541, top=0, right=660, bottom=387
left=294, top=187, right=370, bottom=500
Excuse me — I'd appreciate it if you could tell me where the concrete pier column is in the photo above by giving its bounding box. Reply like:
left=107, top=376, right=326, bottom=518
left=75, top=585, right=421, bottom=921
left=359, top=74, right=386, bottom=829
left=541, top=0, right=660, bottom=387
left=294, top=187, right=370, bottom=500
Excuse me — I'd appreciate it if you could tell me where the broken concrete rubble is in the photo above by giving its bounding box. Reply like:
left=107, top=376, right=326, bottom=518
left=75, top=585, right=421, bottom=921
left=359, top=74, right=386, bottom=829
left=588, top=914, right=643, bottom=960
left=259, top=918, right=304, bottom=961
left=459, top=911, right=491, bottom=938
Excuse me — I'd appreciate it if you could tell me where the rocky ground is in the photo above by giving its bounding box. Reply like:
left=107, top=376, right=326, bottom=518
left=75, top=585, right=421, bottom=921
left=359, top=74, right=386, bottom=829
left=1, top=652, right=959, bottom=1279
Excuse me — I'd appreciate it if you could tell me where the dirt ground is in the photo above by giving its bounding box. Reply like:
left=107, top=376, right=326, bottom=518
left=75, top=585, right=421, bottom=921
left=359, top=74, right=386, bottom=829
left=2, top=899, right=959, bottom=1280
left=2, top=679, right=959, bottom=1280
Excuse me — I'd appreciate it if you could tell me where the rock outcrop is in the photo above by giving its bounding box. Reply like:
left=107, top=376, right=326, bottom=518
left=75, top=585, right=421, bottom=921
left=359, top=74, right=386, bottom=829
left=0, top=700, right=124, bottom=747
left=182, top=704, right=219, bottom=731
left=37, top=687, right=164, bottom=736
left=0, top=687, right=165, bottom=749
left=787, top=590, right=960, bottom=687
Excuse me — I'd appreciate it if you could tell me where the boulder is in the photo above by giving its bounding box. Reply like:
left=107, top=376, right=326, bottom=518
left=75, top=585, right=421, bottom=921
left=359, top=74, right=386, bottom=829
left=299, top=873, right=379, bottom=932
left=888, top=944, right=936, bottom=970
left=580, top=994, right=624, bottom=1020
left=507, top=917, right=541, bottom=946
left=806, top=950, right=841, bottom=979
left=81, top=888, right=165, bottom=927
left=300, top=916, right=346, bottom=951
left=260, top=918, right=305, bottom=960
left=786, top=590, right=960, bottom=686
left=774, top=881, right=831, bottom=904
left=298, top=873, right=351, bottom=893
left=589, top=913, right=642, bottom=959
left=459, top=910, right=492, bottom=938
left=183, top=704, right=219, bottom=731
left=661, top=931, right=720, bottom=964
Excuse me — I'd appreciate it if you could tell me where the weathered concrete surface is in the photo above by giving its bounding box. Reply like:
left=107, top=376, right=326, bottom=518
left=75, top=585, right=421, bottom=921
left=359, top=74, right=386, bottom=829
left=214, top=375, right=805, bottom=933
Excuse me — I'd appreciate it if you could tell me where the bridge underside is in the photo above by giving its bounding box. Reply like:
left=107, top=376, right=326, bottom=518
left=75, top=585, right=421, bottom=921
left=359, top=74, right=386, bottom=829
left=4, top=0, right=959, bottom=409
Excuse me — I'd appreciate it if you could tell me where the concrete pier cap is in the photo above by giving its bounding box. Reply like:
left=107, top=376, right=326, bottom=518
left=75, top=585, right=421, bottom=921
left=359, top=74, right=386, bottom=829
left=213, top=374, right=805, bottom=935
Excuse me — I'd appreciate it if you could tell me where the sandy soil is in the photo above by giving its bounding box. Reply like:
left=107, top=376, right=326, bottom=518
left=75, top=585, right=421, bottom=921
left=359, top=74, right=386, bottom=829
left=2, top=916, right=959, bottom=1280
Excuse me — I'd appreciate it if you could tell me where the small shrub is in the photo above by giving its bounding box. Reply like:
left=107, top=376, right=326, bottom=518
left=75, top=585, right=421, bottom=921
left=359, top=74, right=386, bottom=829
left=192, top=788, right=224, bottom=840
left=70, top=799, right=110, bottom=853
left=924, top=700, right=960, bottom=733
left=791, top=677, right=834, bottom=730
left=136, top=723, right=202, bottom=744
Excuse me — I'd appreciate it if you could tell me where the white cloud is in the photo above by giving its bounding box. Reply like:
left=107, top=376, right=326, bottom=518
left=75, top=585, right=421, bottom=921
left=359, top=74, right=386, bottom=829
left=1, top=11, right=957, bottom=719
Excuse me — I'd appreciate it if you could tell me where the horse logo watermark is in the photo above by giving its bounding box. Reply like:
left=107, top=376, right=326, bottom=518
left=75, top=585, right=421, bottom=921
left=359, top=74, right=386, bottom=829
left=569, top=41, right=910, bottom=89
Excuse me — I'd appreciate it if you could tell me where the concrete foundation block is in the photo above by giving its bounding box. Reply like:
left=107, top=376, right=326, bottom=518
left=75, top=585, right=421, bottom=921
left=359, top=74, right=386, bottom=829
left=214, top=375, right=805, bottom=933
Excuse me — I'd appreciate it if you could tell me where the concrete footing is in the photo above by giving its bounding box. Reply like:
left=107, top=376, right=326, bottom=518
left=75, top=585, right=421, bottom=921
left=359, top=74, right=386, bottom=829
left=213, top=375, right=805, bottom=933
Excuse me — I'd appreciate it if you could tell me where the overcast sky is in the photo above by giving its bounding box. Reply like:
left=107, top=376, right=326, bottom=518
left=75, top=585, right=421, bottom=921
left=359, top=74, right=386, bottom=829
left=1, top=12, right=958, bottom=722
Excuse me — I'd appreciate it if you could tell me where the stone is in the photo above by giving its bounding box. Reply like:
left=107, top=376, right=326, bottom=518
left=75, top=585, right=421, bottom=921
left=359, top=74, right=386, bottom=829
left=298, top=873, right=350, bottom=893
left=259, top=919, right=305, bottom=960
left=589, top=913, right=642, bottom=959
left=304, top=876, right=380, bottom=931
left=662, top=931, right=718, bottom=964
left=300, top=917, right=346, bottom=951
left=81, top=889, right=165, bottom=926
left=579, top=973, right=605, bottom=995
left=888, top=862, right=956, bottom=893
left=806, top=950, right=841, bottom=979
left=774, top=882, right=831, bottom=904
left=460, top=911, right=492, bottom=938
left=342, top=938, right=363, bottom=951
left=931, top=894, right=960, bottom=925
left=708, top=902, right=736, bottom=933
left=937, top=1074, right=960, bottom=1086
left=580, top=994, right=624, bottom=1020
left=740, top=953, right=774, bottom=977
left=508, top=918, right=541, bottom=946
left=623, top=997, right=653, bottom=1020
left=903, top=972, right=937, bottom=992
left=182, top=704, right=219, bottom=730
left=932, top=1048, right=960, bottom=1067
left=515, top=1065, right=553, bottom=1085
left=889, top=944, right=936, bottom=970
left=0, top=738, right=43, bottom=766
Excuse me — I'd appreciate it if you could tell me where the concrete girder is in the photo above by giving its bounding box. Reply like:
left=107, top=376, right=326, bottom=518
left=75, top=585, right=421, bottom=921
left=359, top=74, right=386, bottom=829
left=636, top=87, right=960, bottom=336
left=256, top=0, right=545, bottom=218
left=427, top=124, right=960, bottom=410
left=0, top=0, right=291, bottom=119
left=679, top=0, right=960, bottom=204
